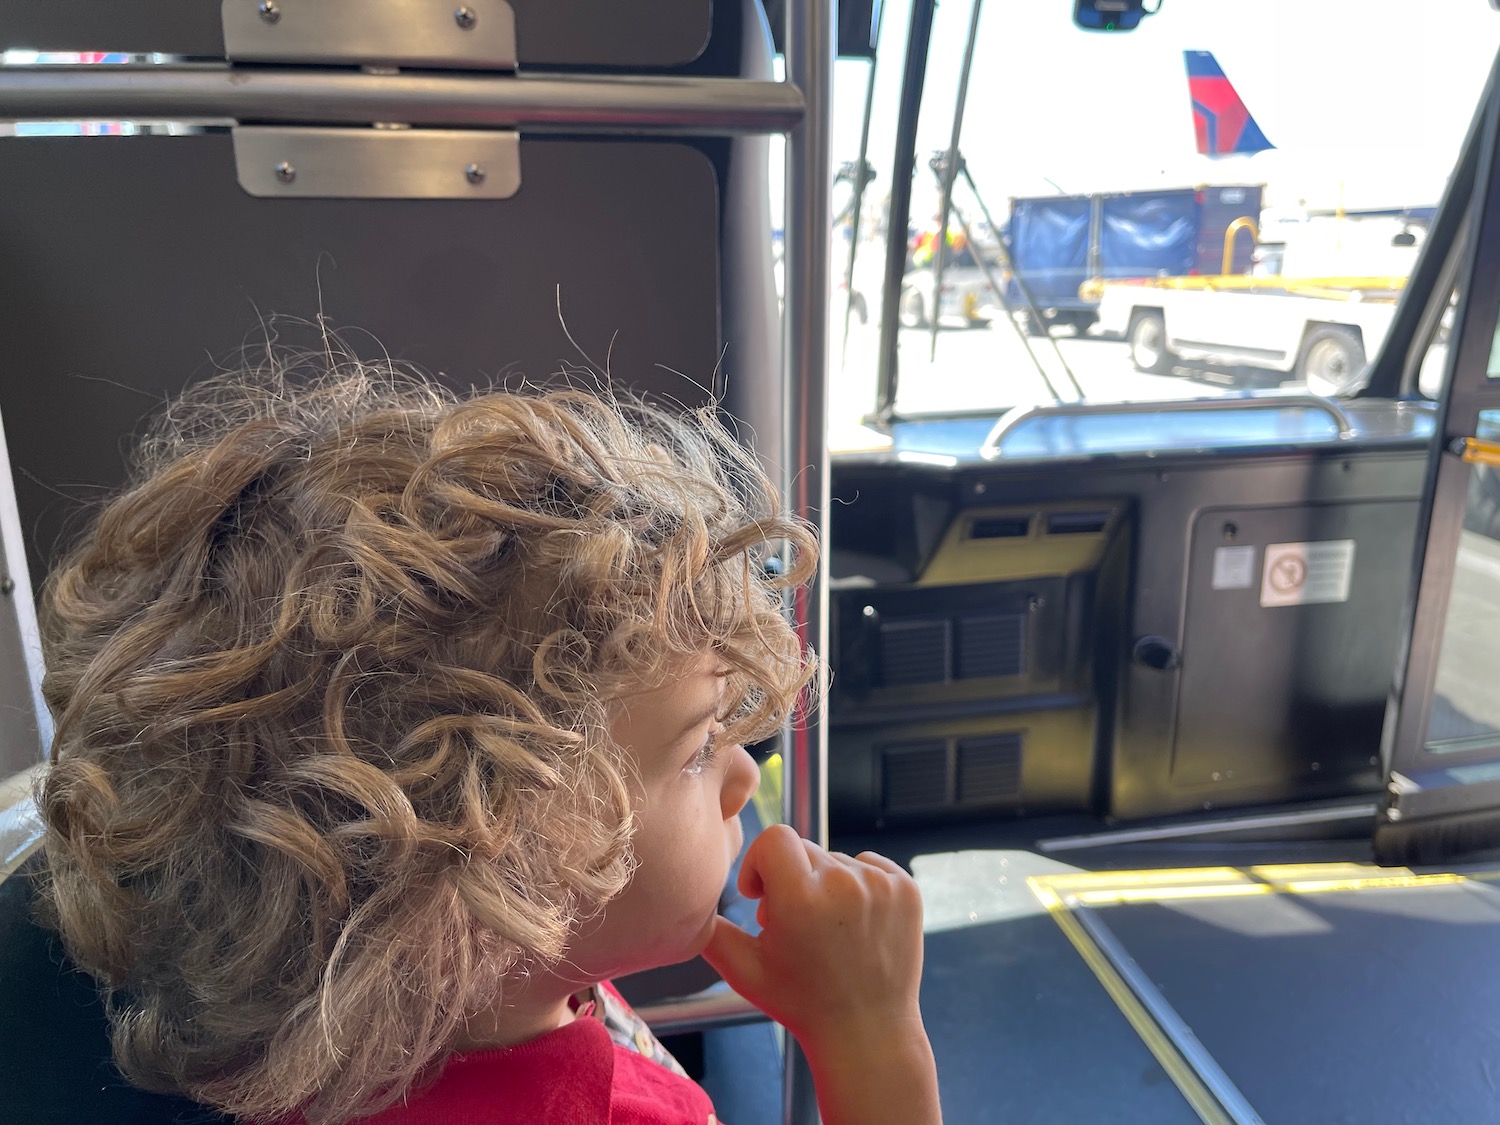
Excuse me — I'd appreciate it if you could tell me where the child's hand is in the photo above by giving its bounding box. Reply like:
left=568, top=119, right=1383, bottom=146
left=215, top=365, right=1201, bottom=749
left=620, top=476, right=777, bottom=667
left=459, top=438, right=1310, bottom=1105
left=703, top=825, right=942, bottom=1125
left=702, top=823, right=925, bottom=1048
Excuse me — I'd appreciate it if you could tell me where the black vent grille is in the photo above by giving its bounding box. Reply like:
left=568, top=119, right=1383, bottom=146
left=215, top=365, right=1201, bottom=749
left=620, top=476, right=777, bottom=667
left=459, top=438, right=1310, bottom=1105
left=881, top=742, right=949, bottom=812
left=970, top=515, right=1031, bottom=540
left=1046, top=510, right=1110, bottom=535
left=879, top=618, right=952, bottom=686
left=957, top=613, right=1025, bottom=678
left=956, top=734, right=1023, bottom=805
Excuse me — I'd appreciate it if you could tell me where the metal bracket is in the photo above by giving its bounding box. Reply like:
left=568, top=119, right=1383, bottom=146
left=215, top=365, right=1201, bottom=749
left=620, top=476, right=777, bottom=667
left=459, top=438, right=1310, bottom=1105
left=233, top=127, right=520, bottom=199
left=222, top=0, right=518, bottom=70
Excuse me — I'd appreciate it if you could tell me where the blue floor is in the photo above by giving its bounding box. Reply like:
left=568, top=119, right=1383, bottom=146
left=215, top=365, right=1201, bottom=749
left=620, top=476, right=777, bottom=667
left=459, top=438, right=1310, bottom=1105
left=1106, top=880, right=1500, bottom=1125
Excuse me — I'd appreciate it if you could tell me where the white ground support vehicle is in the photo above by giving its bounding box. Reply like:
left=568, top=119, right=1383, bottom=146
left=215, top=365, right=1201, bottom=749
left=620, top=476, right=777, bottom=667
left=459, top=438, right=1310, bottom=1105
left=1095, top=276, right=1404, bottom=395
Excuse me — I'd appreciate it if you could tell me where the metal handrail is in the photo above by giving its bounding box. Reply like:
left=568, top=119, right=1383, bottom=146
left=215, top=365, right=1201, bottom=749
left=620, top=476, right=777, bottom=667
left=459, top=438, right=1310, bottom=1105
left=0, top=66, right=804, bottom=135
left=980, top=392, right=1359, bottom=459
left=634, top=983, right=766, bottom=1037
left=782, top=0, right=832, bottom=1115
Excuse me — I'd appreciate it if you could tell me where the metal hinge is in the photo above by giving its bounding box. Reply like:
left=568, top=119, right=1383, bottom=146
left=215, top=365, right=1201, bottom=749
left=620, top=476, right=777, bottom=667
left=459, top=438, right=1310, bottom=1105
left=222, top=0, right=518, bottom=70
left=233, top=127, right=520, bottom=199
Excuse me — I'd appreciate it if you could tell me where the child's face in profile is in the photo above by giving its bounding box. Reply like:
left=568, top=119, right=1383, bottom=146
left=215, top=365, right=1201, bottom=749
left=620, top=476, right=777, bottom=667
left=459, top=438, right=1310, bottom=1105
left=566, top=653, right=760, bottom=980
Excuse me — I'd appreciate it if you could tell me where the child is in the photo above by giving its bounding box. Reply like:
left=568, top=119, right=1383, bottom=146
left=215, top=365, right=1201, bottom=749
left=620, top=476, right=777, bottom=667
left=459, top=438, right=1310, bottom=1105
left=35, top=356, right=941, bottom=1125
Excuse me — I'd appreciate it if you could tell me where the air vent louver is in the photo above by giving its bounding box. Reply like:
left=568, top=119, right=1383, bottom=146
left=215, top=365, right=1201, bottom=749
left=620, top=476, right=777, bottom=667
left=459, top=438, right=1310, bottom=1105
left=879, top=618, right=952, bottom=686
left=1046, top=510, right=1109, bottom=535
left=957, top=613, right=1025, bottom=678
left=881, top=741, right=949, bottom=812
left=956, top=734, right=1023, bottom=805
left=970, top=515, right=1031, bottom=540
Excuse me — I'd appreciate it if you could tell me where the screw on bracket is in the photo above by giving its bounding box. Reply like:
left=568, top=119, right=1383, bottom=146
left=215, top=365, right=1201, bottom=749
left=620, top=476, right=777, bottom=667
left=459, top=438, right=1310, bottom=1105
left=274, top=161, right=296, bottom=183
left=464, top=163, right=486, bottom=184
left=258, top=1, right=281, bottom=24
left=455, top=6, right=479, bottom=29
left=0, top=576, right=14, bottom=596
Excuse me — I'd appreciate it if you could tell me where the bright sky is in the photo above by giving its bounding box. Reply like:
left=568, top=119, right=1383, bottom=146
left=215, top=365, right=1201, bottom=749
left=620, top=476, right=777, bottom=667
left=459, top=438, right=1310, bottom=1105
left=784, top=0, right=1500, bottom=228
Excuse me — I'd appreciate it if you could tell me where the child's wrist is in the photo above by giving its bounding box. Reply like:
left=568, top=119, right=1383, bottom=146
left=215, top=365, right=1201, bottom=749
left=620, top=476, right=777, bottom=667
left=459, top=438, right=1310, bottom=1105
left=795, top=1010, right=933, bottom=1074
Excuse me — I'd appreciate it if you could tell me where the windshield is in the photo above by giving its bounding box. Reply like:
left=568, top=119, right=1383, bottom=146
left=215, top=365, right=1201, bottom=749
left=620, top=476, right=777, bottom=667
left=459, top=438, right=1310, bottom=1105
left=830, top=0, right=1500, bottom=449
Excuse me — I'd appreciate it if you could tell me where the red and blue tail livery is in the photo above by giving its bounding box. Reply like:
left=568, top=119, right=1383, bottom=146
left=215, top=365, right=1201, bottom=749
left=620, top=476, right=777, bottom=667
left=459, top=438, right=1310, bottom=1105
left=1184, top=50, right=1274, bottom=157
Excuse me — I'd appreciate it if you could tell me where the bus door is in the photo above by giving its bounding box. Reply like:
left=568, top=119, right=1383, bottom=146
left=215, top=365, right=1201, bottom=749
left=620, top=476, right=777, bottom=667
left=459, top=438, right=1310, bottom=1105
left=1377, top=47, right=1500, bottom=867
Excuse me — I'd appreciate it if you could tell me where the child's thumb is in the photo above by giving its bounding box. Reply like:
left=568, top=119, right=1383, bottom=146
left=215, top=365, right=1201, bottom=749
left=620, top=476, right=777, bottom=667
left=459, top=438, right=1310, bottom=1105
left=701, top=915, right=766, bottom=1000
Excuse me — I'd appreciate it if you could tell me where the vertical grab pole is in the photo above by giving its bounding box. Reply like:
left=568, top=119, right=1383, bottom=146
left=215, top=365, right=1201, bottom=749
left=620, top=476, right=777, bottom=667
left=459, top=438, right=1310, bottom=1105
left=840, top=33, right=882, bottom=363
left=783, top=0, right=833, bottom=1120
left=0, top=405, right=49, bottom=776
left=931, top=0, right=984, bottom=361
left=875, top=0, right=938, bottom=421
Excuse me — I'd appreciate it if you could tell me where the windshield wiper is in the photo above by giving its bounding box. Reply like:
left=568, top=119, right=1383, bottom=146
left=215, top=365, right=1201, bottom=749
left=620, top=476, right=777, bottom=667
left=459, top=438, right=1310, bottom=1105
left=928, top=0, right=1082, bottom=403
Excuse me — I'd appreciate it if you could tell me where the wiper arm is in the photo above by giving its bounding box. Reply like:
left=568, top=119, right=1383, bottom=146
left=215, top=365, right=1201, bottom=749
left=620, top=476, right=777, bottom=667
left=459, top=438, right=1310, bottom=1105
left=947, top=156, right=1086, bottom=403
left=926, top=0, right=1082, bottom=403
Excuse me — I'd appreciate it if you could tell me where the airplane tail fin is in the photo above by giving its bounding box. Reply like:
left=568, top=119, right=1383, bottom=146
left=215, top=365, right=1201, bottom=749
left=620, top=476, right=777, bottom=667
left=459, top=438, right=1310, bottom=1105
left=1184, top=50, right=1274, bottom=157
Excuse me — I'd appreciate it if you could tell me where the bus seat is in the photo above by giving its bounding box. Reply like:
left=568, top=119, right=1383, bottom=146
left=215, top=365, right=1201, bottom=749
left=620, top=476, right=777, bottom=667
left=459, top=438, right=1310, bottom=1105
left=0, top=0, right=782, bottom=1115
left=0, top=843, right=236, bottom=1124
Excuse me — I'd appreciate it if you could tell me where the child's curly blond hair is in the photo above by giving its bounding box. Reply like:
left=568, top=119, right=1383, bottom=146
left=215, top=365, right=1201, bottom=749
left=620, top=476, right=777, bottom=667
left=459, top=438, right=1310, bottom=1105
left=35, top=355, right=815, bottom=1123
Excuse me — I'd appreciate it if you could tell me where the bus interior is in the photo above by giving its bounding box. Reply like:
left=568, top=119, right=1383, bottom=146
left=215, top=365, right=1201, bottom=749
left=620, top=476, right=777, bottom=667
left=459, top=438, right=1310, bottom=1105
left=7, top=1, right=1500, bottom=1122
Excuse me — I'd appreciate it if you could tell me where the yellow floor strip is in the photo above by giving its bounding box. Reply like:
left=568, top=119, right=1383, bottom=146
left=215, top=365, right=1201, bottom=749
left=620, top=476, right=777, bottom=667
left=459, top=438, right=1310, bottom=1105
left=1027, top=877, right=1236, bottom=1125
left=1025, top=861, right=1500, bottom=1124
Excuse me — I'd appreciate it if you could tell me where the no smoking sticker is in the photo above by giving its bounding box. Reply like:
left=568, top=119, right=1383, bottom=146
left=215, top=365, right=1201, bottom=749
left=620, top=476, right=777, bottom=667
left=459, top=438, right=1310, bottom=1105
left=1260, top=540, right=1355, bottom=607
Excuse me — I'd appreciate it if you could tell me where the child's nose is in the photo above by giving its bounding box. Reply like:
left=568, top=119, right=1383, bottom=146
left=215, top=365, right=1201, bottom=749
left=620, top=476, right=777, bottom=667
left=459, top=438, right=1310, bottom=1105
left=722, top=742, right=760, bottom=818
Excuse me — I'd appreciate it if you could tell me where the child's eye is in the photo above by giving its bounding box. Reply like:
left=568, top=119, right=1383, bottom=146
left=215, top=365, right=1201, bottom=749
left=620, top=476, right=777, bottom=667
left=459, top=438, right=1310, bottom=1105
left=685, top=730, right=722, bottom=776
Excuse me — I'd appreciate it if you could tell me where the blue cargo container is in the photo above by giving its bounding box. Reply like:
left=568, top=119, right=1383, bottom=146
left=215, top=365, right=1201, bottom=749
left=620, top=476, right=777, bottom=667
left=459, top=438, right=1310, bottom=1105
left=1004, top=184, right=1262, bottom=332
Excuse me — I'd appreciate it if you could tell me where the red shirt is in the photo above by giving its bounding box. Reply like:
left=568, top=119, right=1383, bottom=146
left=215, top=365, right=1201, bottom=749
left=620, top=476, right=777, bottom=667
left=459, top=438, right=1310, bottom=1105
left=352, top=997, right=719, bottom=1125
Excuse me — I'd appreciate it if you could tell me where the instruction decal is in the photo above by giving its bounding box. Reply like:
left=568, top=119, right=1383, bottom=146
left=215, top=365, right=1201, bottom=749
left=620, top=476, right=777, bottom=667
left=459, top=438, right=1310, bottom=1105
left=1260, top=540, right=1355, bottom=607
left=1211, top=545, right=1257, bottom=590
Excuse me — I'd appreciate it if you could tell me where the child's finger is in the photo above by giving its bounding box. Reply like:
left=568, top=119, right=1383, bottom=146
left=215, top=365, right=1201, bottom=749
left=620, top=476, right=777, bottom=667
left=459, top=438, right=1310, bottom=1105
left=701, top=915, right=766, bottom=998
left=854, top=850, right=908, bottom=875
left=737, top=823, right=812, bottom=899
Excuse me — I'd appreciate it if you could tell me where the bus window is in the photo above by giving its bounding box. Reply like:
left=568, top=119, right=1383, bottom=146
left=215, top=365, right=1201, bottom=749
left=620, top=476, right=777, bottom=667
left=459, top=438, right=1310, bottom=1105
left=833, top=0, right=1500, bottom=437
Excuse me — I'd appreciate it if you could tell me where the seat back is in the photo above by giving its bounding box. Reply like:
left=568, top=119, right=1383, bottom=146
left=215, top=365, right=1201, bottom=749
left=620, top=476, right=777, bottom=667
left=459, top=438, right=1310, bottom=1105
left=0, top=1, right=782, bottom=1117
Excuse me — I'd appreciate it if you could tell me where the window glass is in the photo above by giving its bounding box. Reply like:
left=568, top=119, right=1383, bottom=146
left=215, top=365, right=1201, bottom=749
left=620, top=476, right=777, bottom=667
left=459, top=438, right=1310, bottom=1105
left=830, top=1, right=1500, bottom=447
left=1424, top=412, right=1500, bottom=754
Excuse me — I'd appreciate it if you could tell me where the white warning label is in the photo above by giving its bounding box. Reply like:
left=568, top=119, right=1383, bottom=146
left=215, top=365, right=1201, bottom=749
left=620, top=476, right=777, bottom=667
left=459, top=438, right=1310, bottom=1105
left=1260, top=540, right=1356, bottom=607
left=1212, top=545, right=1257, bottom=590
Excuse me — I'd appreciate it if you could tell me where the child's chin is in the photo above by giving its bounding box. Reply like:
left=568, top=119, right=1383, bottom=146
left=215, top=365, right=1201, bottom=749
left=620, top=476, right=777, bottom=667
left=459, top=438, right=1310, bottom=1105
left=682, top=912, right=719, bottom=959
left=660, top=910, right=720, bottom=966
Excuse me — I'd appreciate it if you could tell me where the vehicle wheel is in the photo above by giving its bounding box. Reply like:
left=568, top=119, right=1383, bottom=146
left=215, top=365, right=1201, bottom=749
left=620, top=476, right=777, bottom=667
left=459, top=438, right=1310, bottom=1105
left=1128, top=311, right=1175, bottom=375
left=1066, top=312, right=1098, bottom=337
left=1296, top=325, right=1367, bottom=396
left=898, top=287, right=927, bottom=329
left=1022, top=310, right=1047, bottom=337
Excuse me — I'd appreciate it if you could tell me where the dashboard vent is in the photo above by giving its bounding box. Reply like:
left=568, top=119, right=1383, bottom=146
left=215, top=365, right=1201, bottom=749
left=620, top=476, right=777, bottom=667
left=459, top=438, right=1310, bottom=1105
left=881, top=741, right=949, bottom=812
left=879, top=618, right=952, bottom=686
left=956, top=734, right=1023, bottom=805
left=957, top=613, right=1025, bottom=678
left=970, top=515, right=1031, bottom=540
left=1046, top=510, right=1109, bottom=535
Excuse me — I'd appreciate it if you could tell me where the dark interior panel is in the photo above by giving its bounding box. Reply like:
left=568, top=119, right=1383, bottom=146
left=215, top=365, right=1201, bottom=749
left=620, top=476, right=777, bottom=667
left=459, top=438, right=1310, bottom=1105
left=0, top=135, right=720, bottom=586
left=0, top=0, right=716, bottom=69
left=828, top=445, right=1429, bottom=827
left=828, top=490, right=1127, bottom=830
left=1171, top=500, right=1417, bottom=794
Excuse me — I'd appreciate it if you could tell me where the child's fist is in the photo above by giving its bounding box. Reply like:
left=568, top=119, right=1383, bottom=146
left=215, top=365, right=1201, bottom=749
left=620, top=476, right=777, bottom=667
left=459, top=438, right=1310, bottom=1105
left=702, top=824, right=925, bottom=1048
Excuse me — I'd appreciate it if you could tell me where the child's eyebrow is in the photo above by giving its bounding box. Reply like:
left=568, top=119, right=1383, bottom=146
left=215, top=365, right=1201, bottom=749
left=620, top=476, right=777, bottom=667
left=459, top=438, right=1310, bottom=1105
left=676, top=701, right=722, bottom=741
left=671, top=686, right=730, bottom=747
